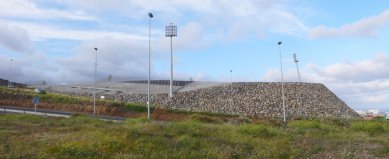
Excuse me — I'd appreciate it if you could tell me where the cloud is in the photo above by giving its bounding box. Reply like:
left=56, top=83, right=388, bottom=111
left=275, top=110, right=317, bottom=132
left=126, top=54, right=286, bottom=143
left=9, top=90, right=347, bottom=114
left=54, top=37, right=151, bottom=82
left=56, top=0, right=309, bottom=39
left=261, top=53, right=389, bottom=111
left=310, top=10, right=389, bottom=38
left=2, top=20, right=148, bottom=42
left=0, top=22, right=32, bottom=52
left=0, top=0, right=95, bottom=20
left=313, top=53, right=389, bottom=82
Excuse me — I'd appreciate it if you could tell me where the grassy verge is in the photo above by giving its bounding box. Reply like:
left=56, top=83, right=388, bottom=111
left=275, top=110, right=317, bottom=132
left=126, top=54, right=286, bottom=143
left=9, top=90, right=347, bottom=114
left=0, top=114, right=388, bottom=158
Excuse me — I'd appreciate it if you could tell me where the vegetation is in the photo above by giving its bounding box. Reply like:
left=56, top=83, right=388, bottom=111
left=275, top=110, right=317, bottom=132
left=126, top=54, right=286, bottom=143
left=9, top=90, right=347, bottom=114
left=0, top=86, right=147, bottom=109
left=1, top=114, right=388, bottom=158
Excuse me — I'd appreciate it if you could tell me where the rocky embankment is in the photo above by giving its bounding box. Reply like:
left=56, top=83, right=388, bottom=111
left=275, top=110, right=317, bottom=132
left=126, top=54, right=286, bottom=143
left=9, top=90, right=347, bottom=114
left=119, top=82, right=359, bottom=118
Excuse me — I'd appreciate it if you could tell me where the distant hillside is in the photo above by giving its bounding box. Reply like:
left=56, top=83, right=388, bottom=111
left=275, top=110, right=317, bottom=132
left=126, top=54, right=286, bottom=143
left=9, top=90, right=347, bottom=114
left=0, top=78, right=26, bottom=87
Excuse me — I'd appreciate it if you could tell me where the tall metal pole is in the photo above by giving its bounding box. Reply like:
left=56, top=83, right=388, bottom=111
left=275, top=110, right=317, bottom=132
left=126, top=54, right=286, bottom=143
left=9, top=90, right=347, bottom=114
left=293, top=53, right=302, bottom=116
left=94, top=48, right=98, bottom=115
left=166, top=23, right=177, bottom=98
left=8, top=59, right=13, bottom=88
left=278, top=41, right=286, bottom=123
left=169, top=36, right=173, bottom=97
left=148, top=13, right=153, bottom=120
left=293, top=53, right=301, bottom=82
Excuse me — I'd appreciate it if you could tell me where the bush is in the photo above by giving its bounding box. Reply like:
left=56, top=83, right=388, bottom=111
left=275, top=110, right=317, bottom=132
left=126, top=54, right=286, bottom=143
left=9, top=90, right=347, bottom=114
left=190, top=114, right=223, bottom=124
left=238, top=124, right=277, bottom=138
left=125, top=103, right=149, bottom=112
left=288, top=120, right=321, bottom=129
left=351, top=121, right=384, bottom=135
left=320, top=118, right=350, bottom=128
left=372, top=116, right=386, bottom=121
left=229, top=116, right=252, bottom=125
left=38, top=90, right=47, bottom=95
left=55, top=142, right=98, bottom=158
left=110, top=102, right=125, bottom=107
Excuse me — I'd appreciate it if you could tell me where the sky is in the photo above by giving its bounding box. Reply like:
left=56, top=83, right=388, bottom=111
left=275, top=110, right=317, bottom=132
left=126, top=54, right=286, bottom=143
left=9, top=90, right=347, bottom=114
left=1, top=0, right=389, bottom=112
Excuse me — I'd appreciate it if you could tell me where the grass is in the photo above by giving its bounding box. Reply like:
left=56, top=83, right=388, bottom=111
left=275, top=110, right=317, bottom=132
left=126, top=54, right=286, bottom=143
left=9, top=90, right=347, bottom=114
left=0, top=114, right=388, bottom=158
left=0, top=86, right=150, bottom=112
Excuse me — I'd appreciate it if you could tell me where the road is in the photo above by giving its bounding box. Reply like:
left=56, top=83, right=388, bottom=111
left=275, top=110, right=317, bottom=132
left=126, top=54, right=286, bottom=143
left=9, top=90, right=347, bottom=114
left=0, top=105, right=127, bottom=121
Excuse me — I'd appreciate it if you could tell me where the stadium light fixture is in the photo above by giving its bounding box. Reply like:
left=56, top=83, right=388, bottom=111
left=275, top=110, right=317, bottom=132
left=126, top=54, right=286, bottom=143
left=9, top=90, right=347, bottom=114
left=278, top=41, right=286, bottom=123
left=165, top=22, right=177, bottom=98
left=94, top=47, right=98, bottom=115
left=147, top=13, right=153, bottom=120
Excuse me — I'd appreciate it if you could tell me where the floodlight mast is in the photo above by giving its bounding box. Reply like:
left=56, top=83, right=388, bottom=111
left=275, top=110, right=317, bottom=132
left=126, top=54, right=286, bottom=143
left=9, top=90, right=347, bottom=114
left=93, top=48, right=98, bottom=115
left=147, top=13, right=153, bottom=120
left=278, top=41, right=286, bottom=123
left=293, top=53, right=302, bottom=116
left=8, top=59, right=13, bottom=88
left=293, top=53, right=301, bottom=82
left=166, top=23, right=177, bottom=98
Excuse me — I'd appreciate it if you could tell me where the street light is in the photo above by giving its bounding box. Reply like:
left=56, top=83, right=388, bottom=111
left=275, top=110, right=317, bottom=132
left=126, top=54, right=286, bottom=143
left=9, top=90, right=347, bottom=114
left=147, top=12, right=153, bottom=120
left=93, top=47, right=98, bottom=115
left=278, top=41, right=286, bottom=123
left=8, top=59, right=13, bottom=88
left=165, top=23, right=177, bottom=98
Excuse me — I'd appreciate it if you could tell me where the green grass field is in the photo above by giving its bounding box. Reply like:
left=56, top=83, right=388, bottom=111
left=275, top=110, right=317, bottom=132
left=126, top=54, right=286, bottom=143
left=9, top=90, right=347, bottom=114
left=1, top=114, right=388, bottom=159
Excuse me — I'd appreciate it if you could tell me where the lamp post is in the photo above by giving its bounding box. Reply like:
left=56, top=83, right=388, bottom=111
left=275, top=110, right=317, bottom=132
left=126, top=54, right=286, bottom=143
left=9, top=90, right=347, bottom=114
left=278, top=41, right=286, bottom=123
left=147, top=12, right=153, bottom=120
left=166, top=23, right=177, bottom=98
left=8, top=59, right=13, bottom=88
left=93, top=48, right=98, bottom=115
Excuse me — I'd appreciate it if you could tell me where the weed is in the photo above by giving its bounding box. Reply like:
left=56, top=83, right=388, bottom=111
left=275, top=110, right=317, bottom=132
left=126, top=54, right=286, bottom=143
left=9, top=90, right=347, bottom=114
left=351, top=121, right=384, bottom=136
left=190, top=114, right=223, bottom=124
left=125, top=103, right=149, bottom=112
left=238, top=124, right=277, bottom=138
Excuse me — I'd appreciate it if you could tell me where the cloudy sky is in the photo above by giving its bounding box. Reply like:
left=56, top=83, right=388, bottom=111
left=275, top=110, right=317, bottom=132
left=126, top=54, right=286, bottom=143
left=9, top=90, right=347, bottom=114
left=1, top=0, right=389, bottom=111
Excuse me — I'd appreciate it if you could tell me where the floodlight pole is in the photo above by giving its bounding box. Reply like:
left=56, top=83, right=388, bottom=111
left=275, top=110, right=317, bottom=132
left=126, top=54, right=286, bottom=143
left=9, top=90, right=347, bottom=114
left=278, top=41, right=286, bottom=123
left=166, top=23, right=177, bottom=98
left=293, top=53, right=302, bottom=116
left=293, top=53, right=301, bottom=82
left=8, top=59, right=13, bottom=88
left=94, top=48, right=98, bottom=115
left=148, top=13, right=153, bottom=120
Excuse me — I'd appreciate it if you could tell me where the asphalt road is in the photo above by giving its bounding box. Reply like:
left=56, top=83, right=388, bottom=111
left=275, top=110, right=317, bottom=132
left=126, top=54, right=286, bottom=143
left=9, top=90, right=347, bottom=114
left=0, top=105, right=127, bottom=121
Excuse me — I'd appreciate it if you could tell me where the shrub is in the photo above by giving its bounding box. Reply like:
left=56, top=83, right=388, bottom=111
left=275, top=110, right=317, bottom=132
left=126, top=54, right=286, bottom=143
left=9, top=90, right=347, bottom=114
left=190, top=114, right=223, bottom=124
left=229, top=116, right=252, bottom=125
left=320, top=118, right=350, bottom=127
left=372, top=116, right=386, bottom=121
left=55, top=142, right=97, bottom=158
left=124, top=117, right=150, bottom=125
left=351, top=121, right=384, bottom=135
left=38, top=90, right=47, bottom=95
left=125, top=103, right=149, bottom=112
left=110, top=102, right=125, bottom=107
left=238, top=124, right=276, bottom=138
left=288, top=120, right=321, bottom=129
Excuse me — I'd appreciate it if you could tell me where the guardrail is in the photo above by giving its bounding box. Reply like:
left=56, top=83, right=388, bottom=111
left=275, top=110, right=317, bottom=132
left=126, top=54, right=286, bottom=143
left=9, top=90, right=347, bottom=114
left=0, top=106, right=127, bottom=121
